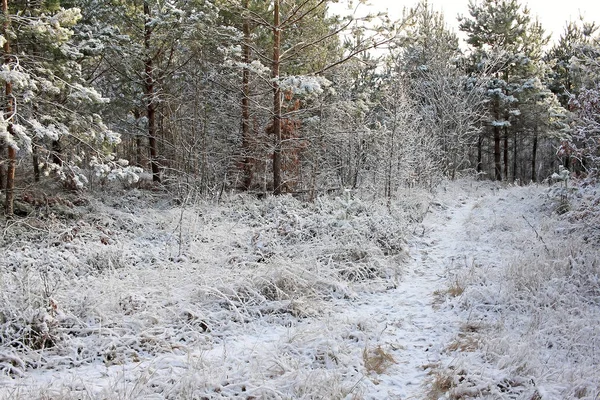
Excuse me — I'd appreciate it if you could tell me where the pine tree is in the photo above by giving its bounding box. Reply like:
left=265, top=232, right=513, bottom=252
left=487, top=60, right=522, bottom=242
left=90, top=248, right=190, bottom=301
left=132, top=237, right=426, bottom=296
left=1, top=0, right=15, bottom=215
left=564, top=30, right=600, bottom=178
left=219, top=0, right=411, bottom=194
left=546, top=20, right=599, bottom=107
left=460, top=0, right=553, bottom=181
left=1, top=1, right=133, bottom=215
left=77, top=0, right=223, bottom=184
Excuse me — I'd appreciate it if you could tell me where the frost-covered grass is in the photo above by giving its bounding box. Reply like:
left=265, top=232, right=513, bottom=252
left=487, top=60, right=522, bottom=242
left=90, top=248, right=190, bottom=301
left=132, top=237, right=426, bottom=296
left=0, top=187, right=428, bottom=399
left=433, top=183, right=600, bottom=399
left=2, top=180, right=598, bottom=399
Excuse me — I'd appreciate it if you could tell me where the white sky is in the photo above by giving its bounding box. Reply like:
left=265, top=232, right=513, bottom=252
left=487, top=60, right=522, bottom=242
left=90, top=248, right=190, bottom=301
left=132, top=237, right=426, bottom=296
left=330, top=0, right=599, bottom=43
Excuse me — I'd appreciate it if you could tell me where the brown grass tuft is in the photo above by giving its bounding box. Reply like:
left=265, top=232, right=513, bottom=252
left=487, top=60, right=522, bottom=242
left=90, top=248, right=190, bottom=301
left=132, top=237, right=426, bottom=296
left=426, top=369, right=454, bottom=400
left=447, top=280, right=465, bottom=297
left=446, top=323, right=483, bottom=352
left=363, top=345, right=396, bottom=375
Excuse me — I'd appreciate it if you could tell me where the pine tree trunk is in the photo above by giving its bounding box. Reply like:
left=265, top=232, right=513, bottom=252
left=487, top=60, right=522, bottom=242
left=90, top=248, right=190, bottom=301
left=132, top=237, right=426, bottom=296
left=531, top=130, right=538, bottom=183
left=132, top=110, right=143, bottom=168
left=503, top=128, right=508, bottom=180
left=241, top=0, right=252, bottom=190
left=136, top=135, right=143, bottom=167
left=0, top=138, right=5, bottom=190
left=477, top=134, right=482, bottom=173
left=272, top=0, right=282, bottom=195
left=5, top=144, right=15, bottom=216
left=32, top=103, right=40, bottom=182
left=309, top=105, right=323, bottom=202
left=494, top=127, right=502, bottom=181
left=144, top=1, right=161, bottom=183
left=492, top=97, right=502, bottom=181
left=3, top=0, right=16, bottom=216
left=32, top=141, right=40, bottom=182
left=512, top=131, right=517, bottom=182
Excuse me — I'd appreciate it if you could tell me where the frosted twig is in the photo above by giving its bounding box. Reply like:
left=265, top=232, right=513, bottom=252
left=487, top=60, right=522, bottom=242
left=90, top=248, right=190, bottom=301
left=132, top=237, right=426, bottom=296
left=521, top=215, right=550, bottom=254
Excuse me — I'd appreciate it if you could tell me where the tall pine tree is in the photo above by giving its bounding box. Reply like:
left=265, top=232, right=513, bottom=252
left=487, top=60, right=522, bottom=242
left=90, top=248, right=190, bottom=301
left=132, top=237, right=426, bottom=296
left=460, top=0, right=555, bottom=181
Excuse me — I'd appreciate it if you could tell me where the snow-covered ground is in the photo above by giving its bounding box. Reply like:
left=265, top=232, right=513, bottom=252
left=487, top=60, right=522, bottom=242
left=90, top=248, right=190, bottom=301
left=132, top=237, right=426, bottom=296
left=0, top=179, right=598, bottom=399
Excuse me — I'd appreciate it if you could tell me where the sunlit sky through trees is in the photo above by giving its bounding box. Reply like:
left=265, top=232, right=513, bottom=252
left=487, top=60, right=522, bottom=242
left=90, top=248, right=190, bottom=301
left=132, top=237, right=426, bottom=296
left=329, top=0, right=599, bottom=43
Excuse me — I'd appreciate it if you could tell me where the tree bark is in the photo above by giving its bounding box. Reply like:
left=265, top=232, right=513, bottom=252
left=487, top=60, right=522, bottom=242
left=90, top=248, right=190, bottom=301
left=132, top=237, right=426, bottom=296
left=52, top=139, right=63, bottom=166
left=3, top=0, right=16, bottom=216
left=493, top=126, right=502, bottom=181
left=132, top=109, right=143, bottom=167
left=531, top=129, right=538, bottom=183
left=31, top=102, right=40, bottom=181
left=512, top=131, right=517, bottom=182
left=503, top=128, right=508, bottom=180
left=32, top=141, right=40, bottom=182
left=5, top=144, right=15, bottom=216
left=492, top=96, right=502, bottom=181
left=477, top=134, right=482, bottom=173
left=144, top=1, right=161, bottom=183
left=0, top=138, right=5, bottom=190
left=241, top=0, right=252, bottom=190
left=272, top=0, right=282, bottom=195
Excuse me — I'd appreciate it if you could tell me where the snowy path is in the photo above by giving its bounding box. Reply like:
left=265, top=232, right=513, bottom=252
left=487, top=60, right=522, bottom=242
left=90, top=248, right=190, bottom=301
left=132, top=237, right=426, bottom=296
left=195, top=194, right=477, bottom=399
left=158, top=192, right=478, bottom=399
left=324, top=197, right=474, bottom=398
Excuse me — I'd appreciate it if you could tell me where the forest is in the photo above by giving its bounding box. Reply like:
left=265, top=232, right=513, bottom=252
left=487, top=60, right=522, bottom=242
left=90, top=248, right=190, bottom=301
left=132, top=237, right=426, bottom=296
left=0, top=0, right=598, bottom=210
left=0, top=0, right=599, bottom=399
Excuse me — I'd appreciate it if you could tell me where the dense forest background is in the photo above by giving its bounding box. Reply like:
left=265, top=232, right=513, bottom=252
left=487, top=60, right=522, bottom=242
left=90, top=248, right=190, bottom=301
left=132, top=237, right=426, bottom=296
left=1, top=0, right=599, bottom=215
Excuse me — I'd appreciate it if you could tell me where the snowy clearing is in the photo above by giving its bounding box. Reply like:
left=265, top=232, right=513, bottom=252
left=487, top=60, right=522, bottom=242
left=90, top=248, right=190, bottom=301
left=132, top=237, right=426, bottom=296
left=1, top=179, right=599, bottom=399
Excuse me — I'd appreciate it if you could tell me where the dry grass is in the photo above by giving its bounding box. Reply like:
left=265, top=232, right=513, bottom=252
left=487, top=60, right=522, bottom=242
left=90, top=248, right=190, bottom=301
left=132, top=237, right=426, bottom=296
left=446, top=323, right=482, bottom=353
left=362, top=345, right=396, bottom=375
left=447, top=279, right=465, bottom=297
left=432, top=279, right=465, bottom=308
left=426, top=367, right=456, bottom=400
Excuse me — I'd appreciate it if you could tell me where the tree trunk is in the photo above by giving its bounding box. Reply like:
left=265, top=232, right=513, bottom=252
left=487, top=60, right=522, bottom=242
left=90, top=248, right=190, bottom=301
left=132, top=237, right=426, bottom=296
left=32, top=102, right=40, bottom=182
left=503, top=128, right=508, bottom=181
left=241, top=0, right=252, bottom=190
left=492, top=97, right=502, bottom=181
left=477, top=134, right=482, bottom=173
left=132, top=109, right=143, bottom=168
left=144, top=1, right=161, bottom=183
left=531, top=129, right=538, bottom=183
left=32, top=141, right=40, bottom=182
left=512, top=131, right=517, bottom=182
left=3, top=0, right=16, bottom=216
left=386, top=103, right=398, bottom=199
left=5, top=144, right=15, bottom=216
left=0, top=138, right=5, bottom=190
left=272, top=0, right=282, bottom=195
left=493, top=126, right=502, bottom=181
left=309, top=105, right=323, bottom=202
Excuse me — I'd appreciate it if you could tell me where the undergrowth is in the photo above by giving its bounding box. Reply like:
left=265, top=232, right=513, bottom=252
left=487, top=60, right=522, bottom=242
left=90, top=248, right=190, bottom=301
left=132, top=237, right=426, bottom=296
left=0, top=187, right=427, bottom=398
left=433, top=183, right=600, bottom=399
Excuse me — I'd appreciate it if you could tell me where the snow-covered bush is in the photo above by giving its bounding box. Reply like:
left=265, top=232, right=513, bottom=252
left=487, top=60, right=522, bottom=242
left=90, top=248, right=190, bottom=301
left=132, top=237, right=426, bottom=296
left=89, top=156, right=143, bottom=187
left=548, top=165, right=573, bottom=213
left=568, top=84, right=600, bottom=180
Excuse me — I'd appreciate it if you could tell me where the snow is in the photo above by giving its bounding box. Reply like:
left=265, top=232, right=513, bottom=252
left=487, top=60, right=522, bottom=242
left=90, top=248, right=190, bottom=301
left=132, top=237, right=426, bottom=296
left=0, top=66, right=30, bottom=90
left=279, top=76, right=331, bottom=97
left=0, top=179, right=598, bottom=399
